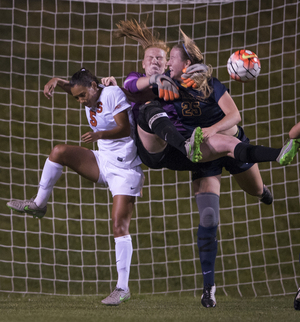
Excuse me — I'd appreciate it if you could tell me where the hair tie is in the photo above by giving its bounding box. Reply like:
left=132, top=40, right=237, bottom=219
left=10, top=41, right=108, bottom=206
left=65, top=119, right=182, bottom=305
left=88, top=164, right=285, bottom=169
left=182, top=43, right=193, bottom=62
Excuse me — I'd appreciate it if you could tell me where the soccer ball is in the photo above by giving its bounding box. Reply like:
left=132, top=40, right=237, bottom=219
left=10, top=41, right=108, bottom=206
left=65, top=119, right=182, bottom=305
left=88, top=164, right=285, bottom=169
left=227, top=49, right=261, bottom=82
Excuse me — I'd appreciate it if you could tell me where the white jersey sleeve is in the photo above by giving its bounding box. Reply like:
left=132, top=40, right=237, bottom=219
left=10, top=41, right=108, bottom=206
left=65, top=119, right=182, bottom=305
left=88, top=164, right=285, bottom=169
left=101, top=86, right=131, bottom=117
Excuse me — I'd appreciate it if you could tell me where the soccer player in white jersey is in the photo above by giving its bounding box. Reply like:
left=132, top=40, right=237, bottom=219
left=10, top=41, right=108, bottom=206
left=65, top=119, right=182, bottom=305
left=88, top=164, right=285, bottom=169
left=7, top=68, right=144, bottom=306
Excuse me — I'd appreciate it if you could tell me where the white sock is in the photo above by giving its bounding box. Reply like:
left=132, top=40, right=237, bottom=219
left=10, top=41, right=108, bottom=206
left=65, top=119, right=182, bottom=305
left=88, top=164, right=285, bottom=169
left=34, top=158, right=63, bottom=208
left=115, top=235, right=133, bottom=292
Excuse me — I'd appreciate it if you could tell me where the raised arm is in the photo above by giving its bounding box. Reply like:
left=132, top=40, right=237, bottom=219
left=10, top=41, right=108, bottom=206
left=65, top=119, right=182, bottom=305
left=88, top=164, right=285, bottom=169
left=202, top=91, right=241, bottom=139
left=44, top=77, right=72, bottom=99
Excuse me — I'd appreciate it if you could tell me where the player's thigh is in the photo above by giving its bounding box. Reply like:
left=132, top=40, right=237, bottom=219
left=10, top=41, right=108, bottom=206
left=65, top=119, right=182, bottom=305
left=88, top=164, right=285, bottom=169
left=49, top=145, right=99, bottom=182
left=137, top=126, right=167, bottom=153
left=233, top=164, right=264, bottom=196
left=200, top=134, right=239, bottom=162
left=193, top=175, right=221, bottom=195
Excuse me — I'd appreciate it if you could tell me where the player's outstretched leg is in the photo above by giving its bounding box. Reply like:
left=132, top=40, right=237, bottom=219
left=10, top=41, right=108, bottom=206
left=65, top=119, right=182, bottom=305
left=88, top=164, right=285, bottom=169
left=7, top=158, right=63, bottom=219
left=185, top=127, right=204, bottom=162
left=7, top=198, right=47, bottom=218
left=201, top=284, right=216, bottom=308
left=276, top=138, right=300, bottom=165
left=101, top=287, right=130, bottom=306
left=294, top=287, right=300, bottom=310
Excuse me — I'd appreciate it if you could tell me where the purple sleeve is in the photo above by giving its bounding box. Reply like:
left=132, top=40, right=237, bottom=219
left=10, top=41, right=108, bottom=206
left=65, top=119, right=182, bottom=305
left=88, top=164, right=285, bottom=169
left=123, top=71, right=145, bottom=93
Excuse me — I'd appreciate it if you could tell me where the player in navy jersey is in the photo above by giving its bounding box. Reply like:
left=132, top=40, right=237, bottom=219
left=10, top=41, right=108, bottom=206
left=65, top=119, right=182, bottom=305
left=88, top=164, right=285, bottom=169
left=104, top=20, right=296, bottom=308
left=7, top=68, right=144, bottom=306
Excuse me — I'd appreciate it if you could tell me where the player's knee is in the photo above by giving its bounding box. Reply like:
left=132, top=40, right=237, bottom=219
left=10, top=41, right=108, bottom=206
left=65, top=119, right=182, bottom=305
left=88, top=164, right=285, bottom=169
left=49, top=144, right=68, bottom=162
left=195, top=193, right=220, bottom=227
left=139, top=100, right=162, bottom=115
left=112, top=222, right=129, bottom=237
left=138, top=100, right=168, bottom=130
left=200, top=207, right=219, bottom=227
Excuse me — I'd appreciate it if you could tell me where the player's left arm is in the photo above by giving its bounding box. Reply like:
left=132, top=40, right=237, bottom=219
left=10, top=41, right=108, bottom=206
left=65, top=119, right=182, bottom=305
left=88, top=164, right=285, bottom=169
left=81, top=109, right=131, bottom=143
left=82, top=88, right=131, bottom=143
left=202, top=91, right=241, bottom=139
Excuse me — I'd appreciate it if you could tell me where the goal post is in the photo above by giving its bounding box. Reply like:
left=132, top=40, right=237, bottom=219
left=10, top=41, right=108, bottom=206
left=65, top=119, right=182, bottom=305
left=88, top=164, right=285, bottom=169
left=0, top=0, right=299, bottom=297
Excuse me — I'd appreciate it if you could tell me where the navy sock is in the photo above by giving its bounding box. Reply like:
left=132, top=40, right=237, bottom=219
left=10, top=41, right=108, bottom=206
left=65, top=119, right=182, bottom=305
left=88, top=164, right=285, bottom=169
left=197, top=224, right=218, bottom=287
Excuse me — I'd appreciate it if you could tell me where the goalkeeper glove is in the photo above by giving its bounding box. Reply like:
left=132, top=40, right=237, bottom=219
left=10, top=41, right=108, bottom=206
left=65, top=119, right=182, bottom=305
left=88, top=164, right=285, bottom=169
left=149, top=74, right=180, bottom=101
left=181, top=64, right=209, bottom=88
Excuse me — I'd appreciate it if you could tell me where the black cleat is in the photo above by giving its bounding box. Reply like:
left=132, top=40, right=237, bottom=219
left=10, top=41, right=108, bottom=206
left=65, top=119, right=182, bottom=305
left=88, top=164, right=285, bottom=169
left=201, top=284, right=216, bottom=308
left=259, top=185, right=273, bottom=205
left=294, top=288, right=300, bottom=310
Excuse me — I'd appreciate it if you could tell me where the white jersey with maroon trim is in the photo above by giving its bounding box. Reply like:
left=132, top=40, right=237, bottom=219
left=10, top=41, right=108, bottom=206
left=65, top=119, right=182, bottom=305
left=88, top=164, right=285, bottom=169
left=85, top=86, right=141, bottom=169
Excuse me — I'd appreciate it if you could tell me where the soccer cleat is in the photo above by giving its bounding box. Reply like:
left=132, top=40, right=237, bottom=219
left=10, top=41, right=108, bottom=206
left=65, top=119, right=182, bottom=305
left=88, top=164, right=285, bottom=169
left=201, top=284, right=216, bottom=308
left=259, top=185, right=273, bottom=205
left=101, top=287, right=130, bottom=306
left=276, top=138, right=300, bottom=165
left=294, top=287, right=300, bottom=310
left=185, top=127, right=204, bottom=163
left=6, top=197, right=47, bottom=219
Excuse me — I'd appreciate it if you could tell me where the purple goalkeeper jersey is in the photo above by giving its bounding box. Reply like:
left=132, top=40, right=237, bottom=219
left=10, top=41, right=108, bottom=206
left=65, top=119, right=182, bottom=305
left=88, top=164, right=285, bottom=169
left=123, top=71, right=186, bottom=134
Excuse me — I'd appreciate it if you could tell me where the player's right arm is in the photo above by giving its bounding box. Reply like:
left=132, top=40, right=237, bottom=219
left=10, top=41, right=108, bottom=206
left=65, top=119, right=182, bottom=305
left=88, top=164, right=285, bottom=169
left=124, top=72, right=179, bottom=101
left=44, top=77, right=72, bottom=99
left=135, top=76, right=152, bottom=91
left=123, top=72, right=156, bottom=102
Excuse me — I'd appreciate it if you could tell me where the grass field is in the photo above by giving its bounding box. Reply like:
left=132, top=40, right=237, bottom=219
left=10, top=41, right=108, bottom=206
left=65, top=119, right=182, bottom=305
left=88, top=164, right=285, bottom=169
left=0, top=293, right=299, bottom=322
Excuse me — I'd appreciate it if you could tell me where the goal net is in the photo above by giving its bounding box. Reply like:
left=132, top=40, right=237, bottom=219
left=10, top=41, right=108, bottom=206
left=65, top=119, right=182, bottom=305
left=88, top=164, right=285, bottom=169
left=0, top=0, right=299, bottom=297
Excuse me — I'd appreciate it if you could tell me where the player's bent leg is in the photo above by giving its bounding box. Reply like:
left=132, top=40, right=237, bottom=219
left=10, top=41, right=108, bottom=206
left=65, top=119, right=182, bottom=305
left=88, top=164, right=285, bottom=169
left=233, top=164, right=273, bottom=205
left=7, top=145, right=100, bottom=219
left=49, top=144, right=100, bottom=182
left=139, top=100, right=195, bottom=157
left=199, top=134, right=240, bottom=163
left=137, top=125, right=167, bottom=154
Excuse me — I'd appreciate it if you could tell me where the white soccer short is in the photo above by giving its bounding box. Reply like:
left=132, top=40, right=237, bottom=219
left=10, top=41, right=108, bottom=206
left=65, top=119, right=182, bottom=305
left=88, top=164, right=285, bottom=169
left=91, top=150, right=144, bottom=197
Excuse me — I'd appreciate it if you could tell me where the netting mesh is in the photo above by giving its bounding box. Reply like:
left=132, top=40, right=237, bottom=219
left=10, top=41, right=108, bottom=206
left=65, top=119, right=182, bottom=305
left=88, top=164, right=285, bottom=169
left=0, top=0, right=299, bottom=297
